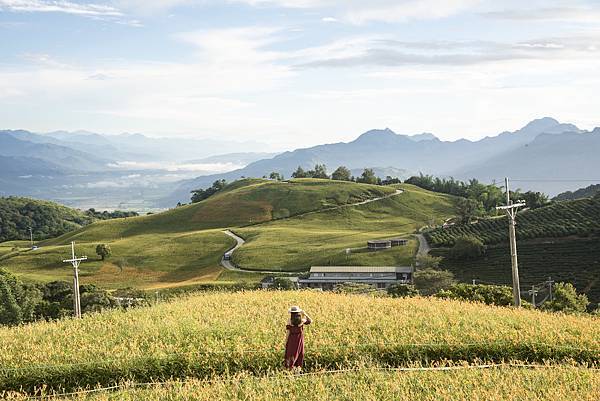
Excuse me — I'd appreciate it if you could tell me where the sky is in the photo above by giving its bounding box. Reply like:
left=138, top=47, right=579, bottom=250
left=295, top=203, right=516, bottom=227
left=1, top=0, right=600, bottom=149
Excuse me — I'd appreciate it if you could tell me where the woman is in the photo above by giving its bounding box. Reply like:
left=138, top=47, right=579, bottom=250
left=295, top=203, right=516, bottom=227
left=284, top=305, right=312, bottom=371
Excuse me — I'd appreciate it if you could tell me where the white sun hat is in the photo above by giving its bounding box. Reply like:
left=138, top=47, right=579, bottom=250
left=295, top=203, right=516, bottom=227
left=288, top=305, right=303, bottom=313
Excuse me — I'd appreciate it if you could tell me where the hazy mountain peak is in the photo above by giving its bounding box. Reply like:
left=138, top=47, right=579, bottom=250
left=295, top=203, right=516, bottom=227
left=522, top=117, right=560, bottom=132
left=353, top=128, right=398, bottom=142
left=409, top=133, right=437, bottom=142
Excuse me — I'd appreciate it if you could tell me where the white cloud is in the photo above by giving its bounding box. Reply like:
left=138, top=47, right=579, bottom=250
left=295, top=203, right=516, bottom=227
left=116, top=0, right=483, bottom=23
left=484, top=7, right=600, bottom=23
left=0, top=0, right=123, bottom=16
left=0, top=0, right=143, bottom=25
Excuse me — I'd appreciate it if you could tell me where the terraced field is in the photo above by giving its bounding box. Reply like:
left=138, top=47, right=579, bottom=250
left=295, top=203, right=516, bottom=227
left=433, top=237, right=600, bottom=307
left=425, top=197, right=600, bottom=247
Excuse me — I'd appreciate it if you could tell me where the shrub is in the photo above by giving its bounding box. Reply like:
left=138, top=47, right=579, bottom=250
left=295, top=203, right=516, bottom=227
left=413, top=269, right=456, bottom=296
left=449, top=236, right=485, bottom=260
left=436, top=284, right=514, bottom=306
left=416, top=254, right=443, bottom=269
left=387, top=284, right=419, bottom=298
left=271, top=277, right=296, bottom=290
left=541, top=283, right=589, bottom=313
left=334, top=282, right=385, bottom=296
left=0, top=269, right=41, bottom=325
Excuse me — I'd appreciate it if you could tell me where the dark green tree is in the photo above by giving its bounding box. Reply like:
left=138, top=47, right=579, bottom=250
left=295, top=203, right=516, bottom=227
left=416, top=254, right=443, bottom=269
left=271, top=277, right=296, bottom=290
left=387, top=284, right=419, bottom=298
left=436, top=284, right=514, bottom=306
left=455, top=198, right=482, bottom=224
left=269, top=172, right=283, bottom=181
left=96, top=244, right=112, bottom=261
left=291, top=166, right=308, bottom=178
left=357, top=168, right=378, bottom=185
left=449, top=236, right=485, bottom=260
left=540, top=283, right=589, bottom=313
left=311, top=164, right=329, bottom=179
left=331, top=166, right=352, bottom=181
left=0, top=268, right=41, bottom=325
left=413, top=268, right=456, bottom=296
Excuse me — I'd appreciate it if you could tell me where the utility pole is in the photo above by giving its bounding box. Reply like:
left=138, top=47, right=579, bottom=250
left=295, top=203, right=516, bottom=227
left=62, top=241, right=87, bottom=318
left=547, top=277, right=554, bottom=302
left=496, top=178, right=526, bottom=307
left=528, top=285, right=538, bottom=308
left=28, top=227, right=33, bottom=248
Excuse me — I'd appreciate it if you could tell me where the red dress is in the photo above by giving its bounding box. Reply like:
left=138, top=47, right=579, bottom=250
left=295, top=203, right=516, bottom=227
left=285, top=320, right=310, bottom=369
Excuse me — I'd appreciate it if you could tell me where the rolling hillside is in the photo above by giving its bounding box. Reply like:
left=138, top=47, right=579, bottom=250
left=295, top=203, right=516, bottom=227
left=1, top=179, right=431, bottom=288
left=232, top=184, right=455, bottom=270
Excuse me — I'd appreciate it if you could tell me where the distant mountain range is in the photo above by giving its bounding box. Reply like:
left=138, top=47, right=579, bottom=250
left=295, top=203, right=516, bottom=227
left=0, top=129, right=273, bottom=210
left=2, top=117, right=599, bottom=208
left=170, top=117, right=597, bottom=204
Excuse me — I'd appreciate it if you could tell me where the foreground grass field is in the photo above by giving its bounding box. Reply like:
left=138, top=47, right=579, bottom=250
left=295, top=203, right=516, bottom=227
left=9, top=366, right=597, bottom=401
left=0, top=291, right=598, bottom=393
left=0, top=180, right=453, bottom=287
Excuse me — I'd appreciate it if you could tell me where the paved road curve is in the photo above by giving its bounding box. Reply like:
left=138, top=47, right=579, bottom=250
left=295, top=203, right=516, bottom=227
left=220, top=230, right=298, bottom=275
left=415, top=233, right=431, bottom=267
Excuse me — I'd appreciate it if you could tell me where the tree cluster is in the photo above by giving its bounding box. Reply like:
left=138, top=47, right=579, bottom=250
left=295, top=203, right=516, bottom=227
left=290, top=164, right=402, bottom=187
left=0, top=269, right=147, bottom=326
left=0, top=197, right=142, bottom=243
left=405, top=174, right=550, bottom=217
left=190, top=179, right=227, bottom=203
left=84, top=209, right=138, bottom=220
left=0, top=197, right=92, bottom=243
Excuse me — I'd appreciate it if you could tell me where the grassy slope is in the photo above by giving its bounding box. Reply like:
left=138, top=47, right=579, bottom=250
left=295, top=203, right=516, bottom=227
left=233, top=184, right=455, bottom=270
left=0, top=179, right=400, bottom=288
left=0, top=291, right=598, bottom=393
left=38, top=367, right=600, bottom=401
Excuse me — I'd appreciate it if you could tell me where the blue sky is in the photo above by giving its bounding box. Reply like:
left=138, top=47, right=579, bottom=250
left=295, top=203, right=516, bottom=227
left=1, top=0, right=600, bottom=149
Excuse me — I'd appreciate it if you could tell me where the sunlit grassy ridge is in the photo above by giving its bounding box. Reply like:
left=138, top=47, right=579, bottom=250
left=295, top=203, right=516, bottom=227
left=233, top=184, right=455, bottom=270
left=11, top=366, right=597, bottom=401
left=0, top=180, right=451, bottom=287
left=0, top=291, right=597, bottom=392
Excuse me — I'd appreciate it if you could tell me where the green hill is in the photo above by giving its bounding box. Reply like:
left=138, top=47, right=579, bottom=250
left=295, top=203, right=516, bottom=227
left=232, top=184, right=455, bottom=270
left=0, top=196, right=92, bottom=243
left=1, top=179, right=431, bottom=289
left=555, top=185, right=600, bottom=201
